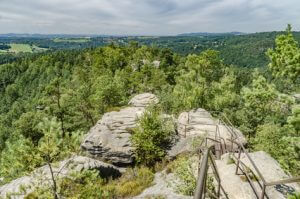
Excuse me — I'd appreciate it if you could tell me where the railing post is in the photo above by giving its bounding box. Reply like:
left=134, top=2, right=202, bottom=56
left=194, top=149, right=210, bottom=199
left=235, top=147, right=242, bottom=175
left=260, top=185, right=266, bottom=199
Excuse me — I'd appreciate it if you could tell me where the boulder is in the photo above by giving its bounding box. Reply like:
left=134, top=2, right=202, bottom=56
left=81, top=93, right=160, bottom=165
left=167, top=135, right=203, bottom=159
left=177, top=108, right=246, bottom=147
left=81, top=107, right=145, bottom=165
left=129, top=93, right=159, bottom=107
left=0, top=156, right=121, bottom=199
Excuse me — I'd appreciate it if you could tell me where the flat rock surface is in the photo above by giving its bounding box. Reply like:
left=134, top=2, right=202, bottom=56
left=133, top=172, right=192, bottom=199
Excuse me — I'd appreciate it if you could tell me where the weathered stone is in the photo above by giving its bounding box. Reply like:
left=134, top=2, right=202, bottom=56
left=177, top=108, right=246, bottom=147
left=167, top=135, right=203, bottom=159
left=82, top=93, right=161, bottom=165
left=81, top=107, right=145, bottom=165
left=100, top=107, right=145, bottom=133
left=0, top=156, right=121, bottom=199
left=129, top=93, right=159, bottom=107
left=133, top=172, right=192, bottom=199
left=293, top=93, right=300, bottom=102
left=152, top=60, right=160, bottom=68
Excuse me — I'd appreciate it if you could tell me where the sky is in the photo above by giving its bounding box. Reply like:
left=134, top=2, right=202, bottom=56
left=0, top=0, right=300, bottom=35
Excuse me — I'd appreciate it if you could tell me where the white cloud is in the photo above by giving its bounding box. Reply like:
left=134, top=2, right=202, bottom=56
left=0, top=0, right=299, bottom=35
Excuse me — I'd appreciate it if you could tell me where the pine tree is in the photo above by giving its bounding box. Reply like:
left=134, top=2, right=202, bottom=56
left=267, top=24, right=300, bottom=86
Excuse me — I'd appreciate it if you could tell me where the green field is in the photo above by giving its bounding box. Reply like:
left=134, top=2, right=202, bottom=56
left=0, top=44, right=47, bottom=54
left=53, top=37, right=90, bottom=43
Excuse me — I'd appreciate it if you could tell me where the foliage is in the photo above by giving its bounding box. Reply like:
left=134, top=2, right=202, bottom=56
left=253, top=123, right=300, bottom=175
left=173, top=50, right=225, bottom=110
left=0, top=26, right=299, bottom=191
left=288, top=105, right=300, bottom=135
left=131, top=106, right=175, bottom=166
left=26, top=167, right=154, bottom=199
left=0, top=136, right=42, bottom=184
left=171, top=156, right=197, bottom=196
left=267, top=25, right=300, bottom=85
left=237, top=72, right=292, bottom=137
left=288, top=192, right=300, bottom=199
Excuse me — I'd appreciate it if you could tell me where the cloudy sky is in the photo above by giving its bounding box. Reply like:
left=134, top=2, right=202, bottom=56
left=0, top=0, right=299, bottom=35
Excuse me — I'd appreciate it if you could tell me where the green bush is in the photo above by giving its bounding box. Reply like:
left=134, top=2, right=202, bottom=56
left=171, top=156, right=197, bottom=196
left=288, top=192, right=300, bottom=199
left=131, top=106, right=175, bottom=166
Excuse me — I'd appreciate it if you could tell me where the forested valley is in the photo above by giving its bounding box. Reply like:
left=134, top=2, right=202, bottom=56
left=0, top=26, right=299, bottom=198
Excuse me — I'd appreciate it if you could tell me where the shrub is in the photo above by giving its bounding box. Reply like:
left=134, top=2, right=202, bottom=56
left=171, top=156, right=197, bottom=196
left=25, top=167, right=154, bottom=199
left=131, top=106, right=175, bottom=166
left=110, top=167, right=154, bottom=197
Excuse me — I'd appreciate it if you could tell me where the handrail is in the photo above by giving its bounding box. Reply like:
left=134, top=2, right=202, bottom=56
left=194, top=145, right=228, bottom=199
left=228, top=139, right=300, bottom=199
left=191, top=110, right=300, bottom=199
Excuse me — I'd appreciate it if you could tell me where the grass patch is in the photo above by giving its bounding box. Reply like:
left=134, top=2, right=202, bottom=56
left=0, top=44, right=47, bottom=54
left=9, top=44, right=33, bottom=53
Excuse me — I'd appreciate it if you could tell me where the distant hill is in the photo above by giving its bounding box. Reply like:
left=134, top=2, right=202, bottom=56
left=0, top=33, right=103, bottom=38
left=177, top=32, right=246, bottom=37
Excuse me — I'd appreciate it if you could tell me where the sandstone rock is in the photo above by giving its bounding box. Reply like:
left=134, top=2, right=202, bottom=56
left=129, top=93, right=159, bottom=107
left=152, top=60, right=160, bottom=68
left=133, top=172, right=192, bottom=199
left=293, top=93, right=300, bottom=102
left=167, top=135, right=203, bottom=159
left=100, top=107, right=145, bottom=133
left=0, top=156, right=121, bottom=199
left=82, top=93, right=161, bottom=165
left=177, top=108, right=246, bottom=147
left=81, top=107, right=145, bottom=165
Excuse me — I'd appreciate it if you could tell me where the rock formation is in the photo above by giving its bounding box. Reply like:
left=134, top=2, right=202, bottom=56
left=81, top=93, right=159, bottom=165
left=128, top=93, right=159, bottom=107
left=177, top=108, right=246, bottom=145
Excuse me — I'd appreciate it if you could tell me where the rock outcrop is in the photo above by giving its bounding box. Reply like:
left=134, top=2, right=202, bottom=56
left=133, top=172, right=192, bottom=199
left=177, top=108, right=246, bottom=146
left=81, top=93, right=159, bottom=165
left=0, top=156, right=121, bottom=199
left=128, top=93, right=159, bottom=107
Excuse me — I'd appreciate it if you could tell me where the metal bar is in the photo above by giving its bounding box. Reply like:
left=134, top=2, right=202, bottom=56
left=194, top=148, right=210, bottom=199
left=229, top=139, right=267, bottom=184
left=265, top=176, right=300, bottom=186
left=235, top=147, right=242, bottom=175
left=260, top=185, right=266, bottom=199
left=231, top=154, right=270, bottom=199
left=239, top=164, right=261, bottom=199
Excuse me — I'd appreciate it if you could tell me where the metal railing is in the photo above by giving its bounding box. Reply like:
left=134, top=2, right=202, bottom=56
left=190, top=110, right=300, bottom=199
left=229, top=139, right=300, bottom=199
left=194, top=144, right=228, bottom=199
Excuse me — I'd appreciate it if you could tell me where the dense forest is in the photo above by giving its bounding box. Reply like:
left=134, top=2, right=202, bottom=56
left=1, top=31, right=300, bottom=67
left=0, top=26, right=299, bottom=198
